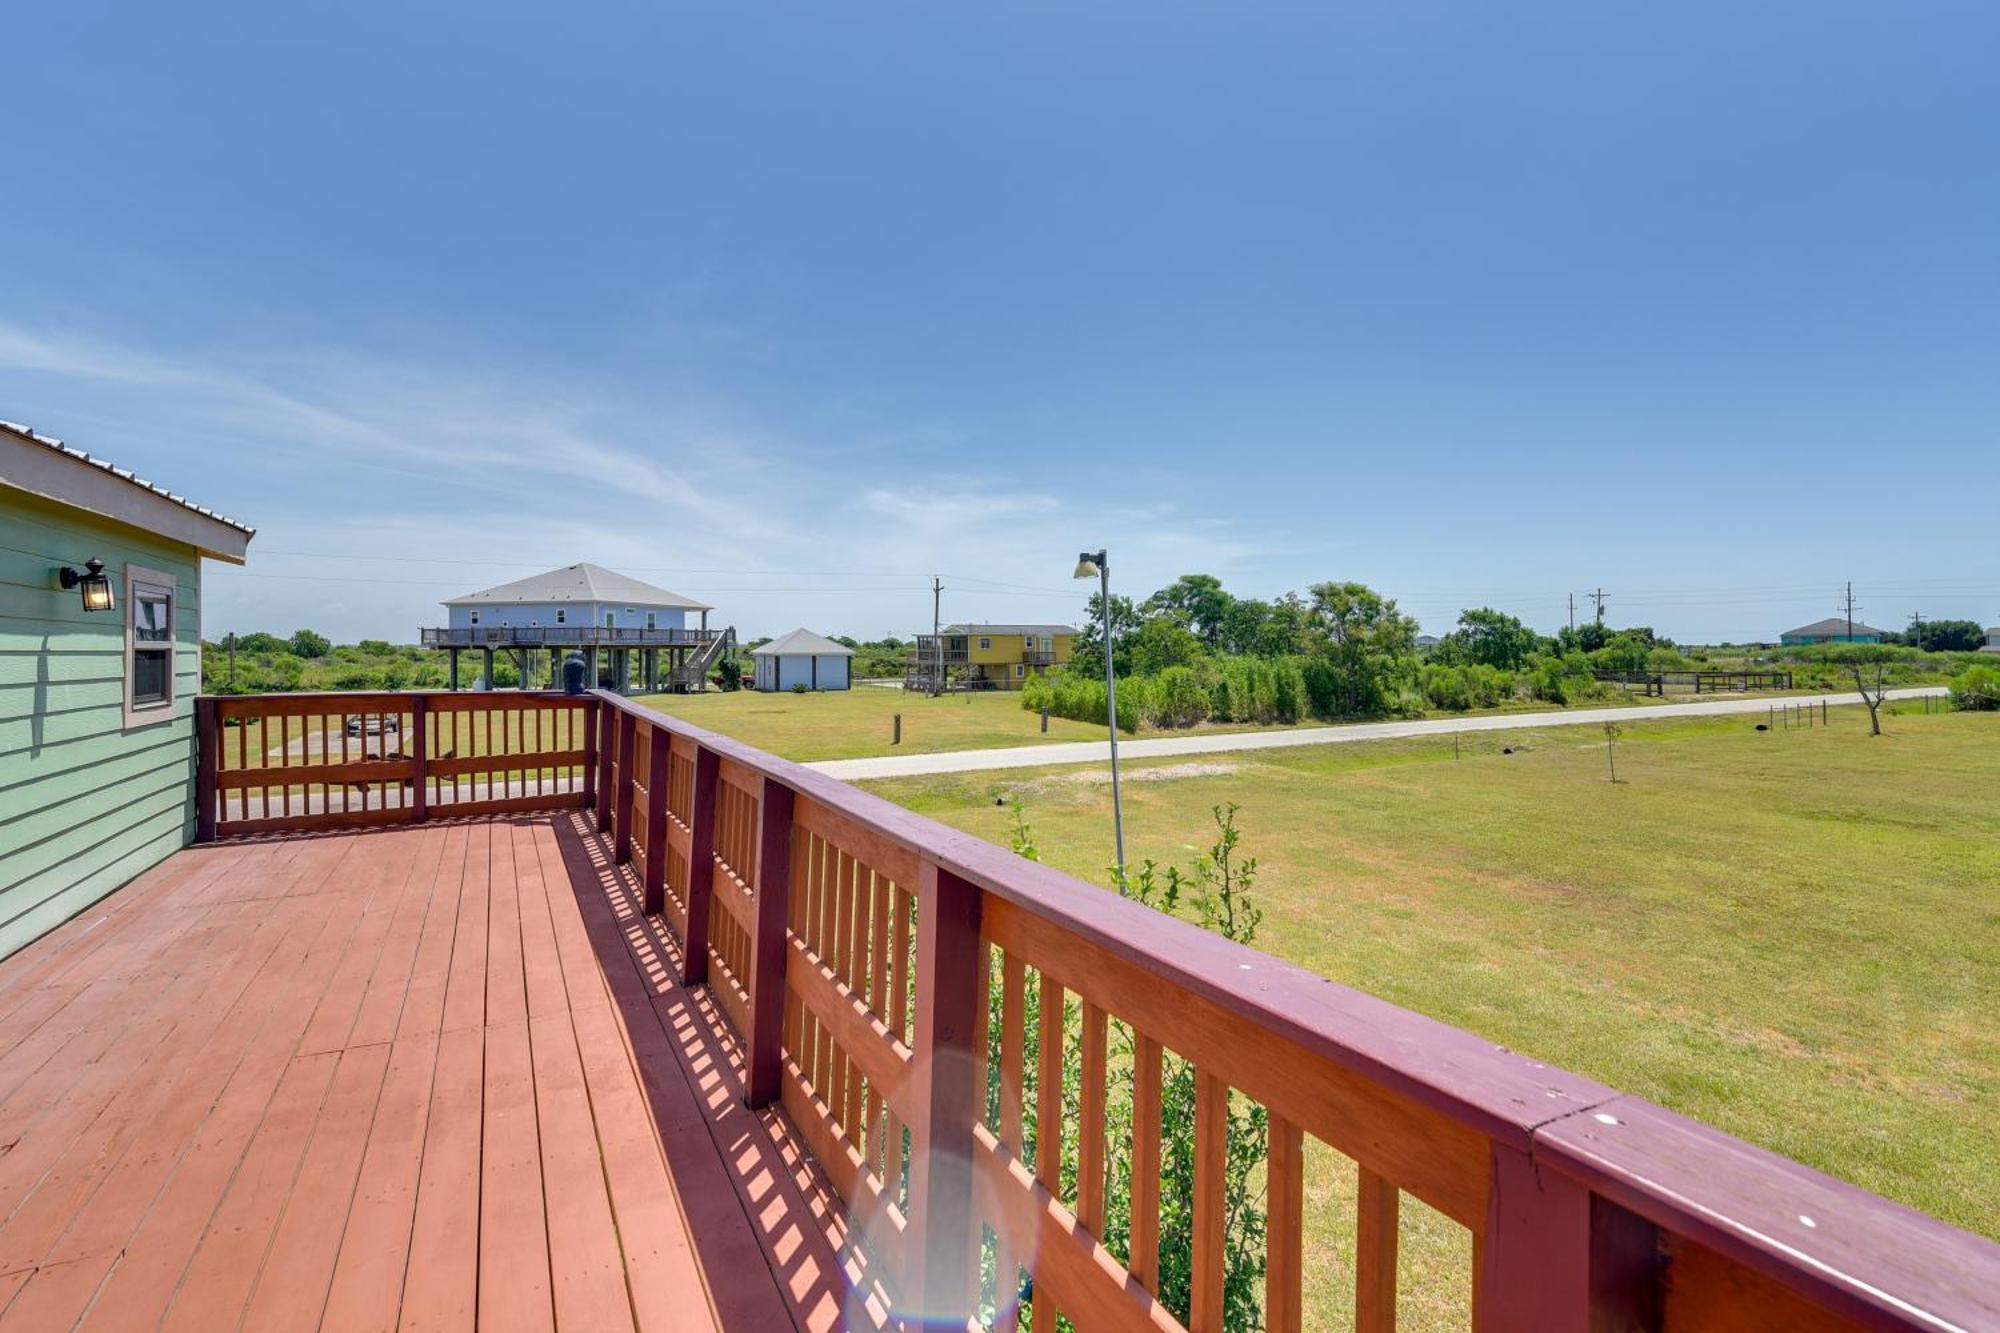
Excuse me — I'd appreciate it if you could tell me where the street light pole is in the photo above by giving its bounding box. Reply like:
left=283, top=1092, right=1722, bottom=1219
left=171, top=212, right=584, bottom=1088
left=1074, top=550, right=1125, bottom=879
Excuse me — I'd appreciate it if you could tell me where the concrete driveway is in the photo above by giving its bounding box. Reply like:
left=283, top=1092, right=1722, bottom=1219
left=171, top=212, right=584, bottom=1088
left=807, top=687, right=1948, bottom=780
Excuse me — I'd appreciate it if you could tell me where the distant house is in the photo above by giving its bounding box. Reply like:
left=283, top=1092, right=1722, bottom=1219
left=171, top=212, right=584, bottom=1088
left=1, top=419, right=254, bottom=958
left=752, top=629, right=853, bottom=691
left=1779, top=617, right=1888, bottom=646
left=422, top=562, right=732, bottom=692
left=906, top=622, right=1079, bottom=691
left=1415, top=634, right=1441, bottom=650
left=1984, top=626, right=2000, bottom=654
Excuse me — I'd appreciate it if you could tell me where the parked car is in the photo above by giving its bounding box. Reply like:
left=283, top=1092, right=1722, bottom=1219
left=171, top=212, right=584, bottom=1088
left=345, top=714, right=401, bottom=738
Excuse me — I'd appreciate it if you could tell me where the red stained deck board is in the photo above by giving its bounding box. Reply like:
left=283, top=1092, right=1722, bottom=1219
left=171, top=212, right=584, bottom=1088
left=0, top=816, right=859, bottom=1332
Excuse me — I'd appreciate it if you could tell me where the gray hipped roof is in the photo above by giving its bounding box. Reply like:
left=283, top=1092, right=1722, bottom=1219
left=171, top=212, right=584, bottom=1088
left=942, top=623, right=1078, bottom=636
left=752, top=628, right=853, bottom=657
left=1782, top=617, right=1889, bottom=638
left=445, top=563, right=712, bottom=611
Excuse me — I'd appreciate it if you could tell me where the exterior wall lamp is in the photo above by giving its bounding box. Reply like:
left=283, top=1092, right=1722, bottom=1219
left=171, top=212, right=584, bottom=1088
left=59, top=557, right=116, bottom=612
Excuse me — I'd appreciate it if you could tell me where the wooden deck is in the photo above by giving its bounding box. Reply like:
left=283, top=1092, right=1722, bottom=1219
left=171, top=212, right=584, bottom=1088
left=0, top=813, right=874, bottom=1332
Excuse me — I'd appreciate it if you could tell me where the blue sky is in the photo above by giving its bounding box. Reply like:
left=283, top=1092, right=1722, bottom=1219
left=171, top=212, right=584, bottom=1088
left=5, top=2, right=1996, bottom=644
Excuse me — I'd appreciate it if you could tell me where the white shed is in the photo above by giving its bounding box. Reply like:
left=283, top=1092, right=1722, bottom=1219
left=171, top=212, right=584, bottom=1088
left=752, top=629, right=853, bottom=691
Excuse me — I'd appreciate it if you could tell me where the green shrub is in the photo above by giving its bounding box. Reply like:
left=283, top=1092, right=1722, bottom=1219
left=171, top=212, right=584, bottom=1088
left=1151, top=665, right=1210, bottom=728
left=1950, top=665, right=2000, bottom=711
left=1420, top=662, right=1512, bottom=711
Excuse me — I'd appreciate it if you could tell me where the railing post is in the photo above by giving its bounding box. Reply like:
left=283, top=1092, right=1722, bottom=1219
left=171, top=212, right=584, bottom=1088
left=613, top=707, right=637, bottom=864
left=581, top=699, right=599, bottom=809
left=1476, top=1140, right=1663, bottom=1333
left=900, top=859, right=984, bottom=1327
left=681, top=745, right=720, bottom=988
left=642, top=724, right=671, bottom=915
left=594, top=698, right=614, bottom=832
left=744, top=777, right=795, bottom=1108
left=194, top=697, right=218, bottom=843
left=410, top=694, right=429, bottom=823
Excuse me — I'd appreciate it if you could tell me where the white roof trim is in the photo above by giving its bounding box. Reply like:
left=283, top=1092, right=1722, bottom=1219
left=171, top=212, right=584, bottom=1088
left=0, top=421, right=255, bottom=563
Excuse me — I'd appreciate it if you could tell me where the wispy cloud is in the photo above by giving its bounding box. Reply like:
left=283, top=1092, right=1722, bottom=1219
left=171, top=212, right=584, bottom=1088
left=0, top=318, right=1271, bottom=641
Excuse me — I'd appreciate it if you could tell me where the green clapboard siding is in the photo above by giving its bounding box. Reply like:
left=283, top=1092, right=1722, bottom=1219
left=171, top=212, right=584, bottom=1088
left=0, top=487, right=206, bottom=959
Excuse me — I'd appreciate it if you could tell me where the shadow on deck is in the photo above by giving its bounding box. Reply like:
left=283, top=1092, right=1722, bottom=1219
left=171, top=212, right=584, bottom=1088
left=0, top=813, right=882, bottom=1331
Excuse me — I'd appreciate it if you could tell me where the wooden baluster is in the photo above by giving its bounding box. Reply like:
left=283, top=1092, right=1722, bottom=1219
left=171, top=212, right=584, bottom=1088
left=681, top=744, right=720, bottom=988
left=868, top=870, right=892, bottom=1175
left=642, top=725, right=670, bottom=914
left=995, top=951, right=1027, bottom=1320
left=1130, top=1034, right=1162, bottom=1294
left=1077, top=1003, right=1108, bottom=1235
left=828, top=849, right=854, bottom=1132
left=613, top=708, right=637, bottom=864
left=259, top=714, right=270, bottom=819
left=813, top=838, right=836, bottom=1098
left=411, top=696, right=429, bottom=824
left=1266, top=1114, right=1304, bottom=1333
left=845, top=861, right=870, bottom=1137
left=1031, top=973, right=1065, bottom=1333
left=744, top=777, right=794, bottom=1108
left=1356, top=1166, right=1400, bottom=1333
left=886, top=882, right=913, bottom=1197
left=1191, top=1069, right=1227, bottom=1333
left=902, top=860, right=983, bottom=1328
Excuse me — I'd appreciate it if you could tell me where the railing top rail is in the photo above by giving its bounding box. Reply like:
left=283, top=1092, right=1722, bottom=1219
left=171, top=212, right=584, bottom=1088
left=203, top=689, right=576, bottom=705
left=583, top=687, right=1995, bottom=1330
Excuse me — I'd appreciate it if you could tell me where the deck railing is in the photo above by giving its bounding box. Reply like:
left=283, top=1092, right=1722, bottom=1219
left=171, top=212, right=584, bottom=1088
left=195, top=690, right=595, bottom=839
left=191, top=688, right=1999, bottom=1330
left=420, top=625, right=720, bottom=648
left=577, top=688, right=1998, bottom=1332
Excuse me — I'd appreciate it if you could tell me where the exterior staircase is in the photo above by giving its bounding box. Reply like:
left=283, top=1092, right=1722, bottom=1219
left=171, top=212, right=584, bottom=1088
left=669, top=626, right=736, bottom=691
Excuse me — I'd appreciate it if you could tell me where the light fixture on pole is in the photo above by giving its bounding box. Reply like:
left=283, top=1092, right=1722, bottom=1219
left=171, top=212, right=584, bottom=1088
left=1073, top=549, right=1125, bottom=878
left=58, top=558, right=115, bottom=613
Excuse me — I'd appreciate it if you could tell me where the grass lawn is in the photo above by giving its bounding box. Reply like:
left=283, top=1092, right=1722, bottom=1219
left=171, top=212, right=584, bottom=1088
left=631, top=687, right=1113, bottom=760
left=629, top=681, right=1882, bottom=764
left=862, top=707, right=1999, bottom=1328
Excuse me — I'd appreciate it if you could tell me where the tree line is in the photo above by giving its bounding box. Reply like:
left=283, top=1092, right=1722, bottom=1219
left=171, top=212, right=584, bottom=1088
left=1030, top=574, right=1992, bottom=732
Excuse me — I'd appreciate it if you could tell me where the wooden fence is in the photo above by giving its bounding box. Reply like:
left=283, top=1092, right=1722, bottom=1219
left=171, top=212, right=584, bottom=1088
left=194, top=688, right=1999, bottom=1330
left=1593, top=669, right=1794, bottom=696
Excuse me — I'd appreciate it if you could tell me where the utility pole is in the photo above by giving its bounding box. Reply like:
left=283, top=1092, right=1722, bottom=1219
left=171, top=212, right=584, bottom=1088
left=226, top=632, right=237, bottom=688
left=1911, top=609, right=1923, bottom=651
left=1589, top=588, right=1608, bottom=625
left=1567, top=592, right=1576, bottom=633
left=1842, top=581, right=1857, bottom=642
left=931, top=577, right=943, bottom=698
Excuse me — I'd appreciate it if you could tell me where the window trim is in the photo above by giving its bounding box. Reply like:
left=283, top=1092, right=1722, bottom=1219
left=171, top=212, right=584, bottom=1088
left=555, top=608, right=566, bottom=624
left=469, top=609, right=481, bottom=626
left=124, top=562, right=177, bottom=730
left=979, top=636, right=992, bottom=650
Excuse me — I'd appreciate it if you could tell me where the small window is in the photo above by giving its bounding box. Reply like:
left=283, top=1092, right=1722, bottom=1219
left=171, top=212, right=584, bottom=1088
left=605, top=611, right=615, bottom=628
left=979, top=636, right=992, bottom=650
left=646, top=612, right=657, bottom=630
left=1014, top=663, right=1025, bottom=678
left=470, top=610, right=480, bottom=626
left=125, top=564, right=175, bottom=727
left=556, top=609, right=566, bottom=624
left=1024, top=635, right=1036, bottom=649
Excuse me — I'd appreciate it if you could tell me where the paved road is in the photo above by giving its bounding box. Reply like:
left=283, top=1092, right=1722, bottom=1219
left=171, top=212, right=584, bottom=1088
left=807, top=687, right=1948, bottom=781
